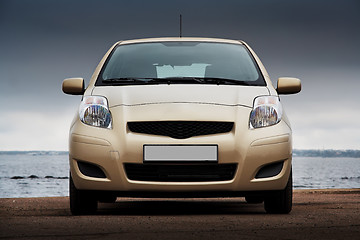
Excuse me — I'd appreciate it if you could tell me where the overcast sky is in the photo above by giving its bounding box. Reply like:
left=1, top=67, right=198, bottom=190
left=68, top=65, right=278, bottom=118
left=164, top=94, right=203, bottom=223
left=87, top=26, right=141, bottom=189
left=0, top=0, right=359, bottom=150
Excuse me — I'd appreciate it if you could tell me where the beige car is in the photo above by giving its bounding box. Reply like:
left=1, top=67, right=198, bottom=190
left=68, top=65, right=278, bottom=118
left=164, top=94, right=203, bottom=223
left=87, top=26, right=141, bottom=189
left=62, top=37, right=301, bottom=215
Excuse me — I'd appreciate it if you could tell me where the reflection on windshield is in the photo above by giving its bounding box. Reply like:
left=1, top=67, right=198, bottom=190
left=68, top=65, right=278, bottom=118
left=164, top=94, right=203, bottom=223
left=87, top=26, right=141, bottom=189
left=155, top=63, right=209, bottom=78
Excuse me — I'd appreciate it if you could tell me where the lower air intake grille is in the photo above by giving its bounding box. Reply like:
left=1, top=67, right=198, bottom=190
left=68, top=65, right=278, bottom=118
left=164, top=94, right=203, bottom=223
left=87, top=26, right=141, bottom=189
left=127, top=121, right=234, bottom=139
left=77, top=161, right=106, bottom=178
left=124, top=163, right=237, bottom=182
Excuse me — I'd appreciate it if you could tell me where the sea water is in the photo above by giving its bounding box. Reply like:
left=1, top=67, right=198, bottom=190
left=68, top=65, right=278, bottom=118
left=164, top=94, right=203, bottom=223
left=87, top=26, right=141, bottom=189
left=0, top=152, right=69, bottom=198
left=0, top=152, right=359, bottom=198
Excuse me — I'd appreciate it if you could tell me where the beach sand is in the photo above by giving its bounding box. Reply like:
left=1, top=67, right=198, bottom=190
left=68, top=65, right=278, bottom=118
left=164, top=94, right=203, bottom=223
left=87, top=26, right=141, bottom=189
left=1, top=189, right=359, bottom=239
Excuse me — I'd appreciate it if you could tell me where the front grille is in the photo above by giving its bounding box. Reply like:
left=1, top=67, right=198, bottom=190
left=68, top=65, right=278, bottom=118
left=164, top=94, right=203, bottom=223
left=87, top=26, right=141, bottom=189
left=124, top=163, right=237, bottom=182
left=127, top=121, right=234, bottom=139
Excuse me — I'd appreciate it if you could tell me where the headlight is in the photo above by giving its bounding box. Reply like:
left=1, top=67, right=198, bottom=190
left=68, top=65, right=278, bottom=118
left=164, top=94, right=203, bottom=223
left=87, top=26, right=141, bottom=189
left=79, top=96, right=112, bottom=129
left=249, top=96, right=282, bottom=129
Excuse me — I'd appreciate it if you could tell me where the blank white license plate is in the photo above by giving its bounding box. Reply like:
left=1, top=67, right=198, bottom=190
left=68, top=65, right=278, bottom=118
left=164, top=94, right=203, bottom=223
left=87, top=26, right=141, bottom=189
left=143, top=145, right=218, bottom=162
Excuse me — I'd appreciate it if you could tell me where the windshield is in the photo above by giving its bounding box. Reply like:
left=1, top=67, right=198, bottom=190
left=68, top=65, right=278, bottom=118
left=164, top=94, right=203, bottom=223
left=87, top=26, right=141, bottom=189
left=96, top=41, right=265, bottom=86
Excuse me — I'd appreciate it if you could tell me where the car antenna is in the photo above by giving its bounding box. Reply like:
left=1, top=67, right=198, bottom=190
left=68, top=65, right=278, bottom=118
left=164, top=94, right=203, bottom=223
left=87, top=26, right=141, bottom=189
left=179, top=14, right=182, bottom=38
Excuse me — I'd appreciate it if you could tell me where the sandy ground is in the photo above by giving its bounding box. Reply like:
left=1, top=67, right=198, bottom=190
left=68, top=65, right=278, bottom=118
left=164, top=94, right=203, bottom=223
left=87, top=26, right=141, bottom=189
left=0, top=189, right=359, bottom=240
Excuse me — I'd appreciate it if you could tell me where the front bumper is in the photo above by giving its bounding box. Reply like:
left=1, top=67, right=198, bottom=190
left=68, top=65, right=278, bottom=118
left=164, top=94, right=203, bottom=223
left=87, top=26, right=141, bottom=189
left=69, top=104, right=292, bottom=194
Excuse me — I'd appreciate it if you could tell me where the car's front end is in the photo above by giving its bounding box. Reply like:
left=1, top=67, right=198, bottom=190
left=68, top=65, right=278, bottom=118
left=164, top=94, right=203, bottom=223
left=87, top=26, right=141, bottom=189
left=63, top=37, right=301, bottom=214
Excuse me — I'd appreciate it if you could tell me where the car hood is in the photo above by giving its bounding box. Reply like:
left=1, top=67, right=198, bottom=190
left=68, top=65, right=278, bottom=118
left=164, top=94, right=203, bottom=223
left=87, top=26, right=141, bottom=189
left=91, top=85, right=269, bottom=108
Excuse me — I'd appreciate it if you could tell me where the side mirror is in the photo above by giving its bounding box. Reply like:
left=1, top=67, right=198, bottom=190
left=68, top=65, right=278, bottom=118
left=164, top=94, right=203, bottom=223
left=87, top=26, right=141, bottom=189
left=277, top=77, right=301, bottom=95
left=62, top=78, right=85, bottom=95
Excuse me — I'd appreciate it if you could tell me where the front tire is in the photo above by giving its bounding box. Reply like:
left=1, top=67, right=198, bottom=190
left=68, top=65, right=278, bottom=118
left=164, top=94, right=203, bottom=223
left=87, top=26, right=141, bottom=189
left=70, top=174, right=98, bottom=215
left=264, top=170, right=293, bottom=214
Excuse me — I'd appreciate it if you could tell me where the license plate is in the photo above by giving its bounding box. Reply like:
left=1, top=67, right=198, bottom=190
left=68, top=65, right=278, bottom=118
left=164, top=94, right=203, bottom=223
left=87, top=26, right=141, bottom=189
left=143, top=145, right=218, bottom=162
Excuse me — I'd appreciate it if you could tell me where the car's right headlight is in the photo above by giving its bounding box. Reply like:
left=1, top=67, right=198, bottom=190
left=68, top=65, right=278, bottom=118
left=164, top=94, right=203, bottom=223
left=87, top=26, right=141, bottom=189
left=249, top=96, right=282, bottom=129
left=79, top=96, right=112, bottom=129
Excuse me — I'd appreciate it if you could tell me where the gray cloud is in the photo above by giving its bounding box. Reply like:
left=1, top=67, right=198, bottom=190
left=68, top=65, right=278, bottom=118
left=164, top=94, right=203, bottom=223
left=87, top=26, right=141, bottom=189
left=0, top=0, right=359, bottom=150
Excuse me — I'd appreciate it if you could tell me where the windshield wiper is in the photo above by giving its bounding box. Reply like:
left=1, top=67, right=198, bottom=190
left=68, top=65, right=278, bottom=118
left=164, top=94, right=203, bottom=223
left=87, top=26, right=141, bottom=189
left=102, top=77, right=148, bottom=83
left=102, top=77, right=205, bottom=85
left=199, top=77, right=252, bottom=86
left=157, top=77, right=252, bottom=85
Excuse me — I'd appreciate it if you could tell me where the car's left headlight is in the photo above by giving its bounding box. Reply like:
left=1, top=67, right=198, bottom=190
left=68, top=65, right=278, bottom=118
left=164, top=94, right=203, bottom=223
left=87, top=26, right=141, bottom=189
left=79, top=96, right=112, bottom=129
left=249, top=96, right=282, bottom=129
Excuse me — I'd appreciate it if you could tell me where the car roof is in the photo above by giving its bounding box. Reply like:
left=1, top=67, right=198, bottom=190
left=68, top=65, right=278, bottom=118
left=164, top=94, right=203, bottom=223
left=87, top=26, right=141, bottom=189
left=117, top=37, right=245, bottom=46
